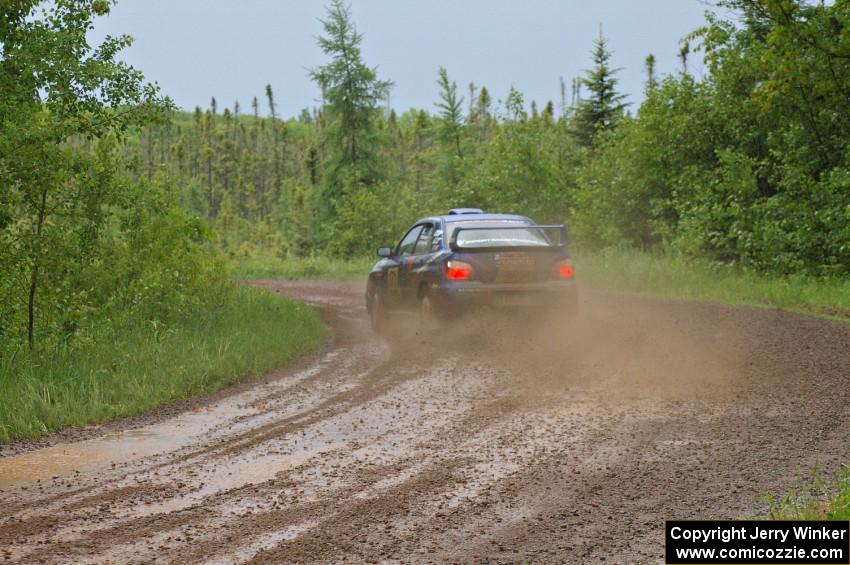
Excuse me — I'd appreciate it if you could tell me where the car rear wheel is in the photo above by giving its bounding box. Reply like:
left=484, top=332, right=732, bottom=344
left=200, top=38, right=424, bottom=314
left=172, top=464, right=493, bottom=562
left=419, top=290, right=442, bottom=332
left=369, top=291, right=387, bottom=334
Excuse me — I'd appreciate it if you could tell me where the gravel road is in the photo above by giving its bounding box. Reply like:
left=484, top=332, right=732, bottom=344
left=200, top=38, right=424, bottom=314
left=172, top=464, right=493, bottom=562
left=1, top=281, right=848, bottom=564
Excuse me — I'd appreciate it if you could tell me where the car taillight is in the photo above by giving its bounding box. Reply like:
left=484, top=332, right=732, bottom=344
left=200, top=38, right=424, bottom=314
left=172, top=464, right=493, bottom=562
left=445, top=260, right=474, bottom=281
left=554, top=259, right=575, bottom=279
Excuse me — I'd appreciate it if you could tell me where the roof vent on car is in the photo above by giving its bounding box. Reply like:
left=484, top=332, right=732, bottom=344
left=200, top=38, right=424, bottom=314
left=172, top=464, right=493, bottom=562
left=448, top=208, right=484, bottom=215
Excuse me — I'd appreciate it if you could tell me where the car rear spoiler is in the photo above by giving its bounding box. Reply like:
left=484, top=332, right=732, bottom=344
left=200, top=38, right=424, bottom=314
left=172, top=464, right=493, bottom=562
left=449, top=225, right=568, bottom=252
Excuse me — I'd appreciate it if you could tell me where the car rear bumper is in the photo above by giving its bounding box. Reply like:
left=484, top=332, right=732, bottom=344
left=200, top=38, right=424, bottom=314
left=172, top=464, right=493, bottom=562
left=432, top=280, right=577, bottom=311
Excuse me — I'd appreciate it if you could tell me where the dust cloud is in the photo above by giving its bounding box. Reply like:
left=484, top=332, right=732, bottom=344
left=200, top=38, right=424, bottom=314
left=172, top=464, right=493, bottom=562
left=384, top=289, right=750, bottom=404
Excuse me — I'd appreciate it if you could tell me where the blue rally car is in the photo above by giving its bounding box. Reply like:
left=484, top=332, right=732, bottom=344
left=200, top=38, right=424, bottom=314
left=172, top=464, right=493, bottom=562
left=365, top=209, right=577, bottom=332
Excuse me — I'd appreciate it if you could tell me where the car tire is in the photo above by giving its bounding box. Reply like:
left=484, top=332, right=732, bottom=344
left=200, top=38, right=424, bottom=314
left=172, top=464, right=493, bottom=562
left=369, top=291, right=387, bottom=334
left=419, top=289, right=442, bottom=333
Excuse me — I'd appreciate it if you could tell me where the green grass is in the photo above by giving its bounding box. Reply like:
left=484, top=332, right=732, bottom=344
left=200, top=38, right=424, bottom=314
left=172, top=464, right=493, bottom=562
left=0, top=286, right=325, bottom=443
left=574, top=247, right=850, bottom=322
left=764, top=467, right=850, bottom=520
left=228, top=254, right=374, bottom=281
left=229, top=249, right=849, bottom=322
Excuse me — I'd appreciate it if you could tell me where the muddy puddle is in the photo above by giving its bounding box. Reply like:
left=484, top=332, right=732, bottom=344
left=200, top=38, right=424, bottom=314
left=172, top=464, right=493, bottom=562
left=0, top=353, right=340, bottom=489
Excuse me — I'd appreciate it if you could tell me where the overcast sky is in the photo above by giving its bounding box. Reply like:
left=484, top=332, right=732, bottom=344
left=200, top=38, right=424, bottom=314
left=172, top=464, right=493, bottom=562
left=88, top=0, right=721, bottom=118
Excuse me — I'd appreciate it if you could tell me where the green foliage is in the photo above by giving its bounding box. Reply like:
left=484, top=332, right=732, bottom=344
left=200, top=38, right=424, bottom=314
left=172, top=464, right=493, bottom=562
left=229, top=255, right=374, bottom=282
left=435, top=67, right=464, bottom=159
left=465, top=112, right=577, bottom=222
left=49, top=0, right=849, bottom=285
left=0, top=137, right=225, bottom=351
left=573, top=1, right=850, bottom=275
left=327, top=179, right=422, bottom=256
left=0, top=1, right=326, bottom=444
left=0, top=0, right=172, bottom=349
left=644, top=53, right=658, bottom=93
left=572, top=31, right=629, bottom=148
left=0, top=287, right=324, bottom=442
left=309, top=0, right=393, bottom=224
left=574, top=247, right=850, bottom=321
left=765, top=466, right=850, bottom=520
left=113, top=0, right=848, bottom=281
left=572, top=75, right=711, bottom=248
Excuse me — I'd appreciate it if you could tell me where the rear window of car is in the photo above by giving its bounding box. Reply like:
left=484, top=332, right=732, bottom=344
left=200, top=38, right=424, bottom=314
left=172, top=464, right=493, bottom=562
left=445, top=220, right=552, bottom=249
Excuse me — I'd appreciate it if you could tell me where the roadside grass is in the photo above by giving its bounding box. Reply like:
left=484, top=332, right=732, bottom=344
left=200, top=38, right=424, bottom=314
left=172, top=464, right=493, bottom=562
left=764, top=467, right=850, bottom=520
left=228, top=254, right=374, bottom=282
left=0, top=286, right=325, bottom=443
left=573, top=247, right=850, bottom=322
left=229, top=249, right=850, bottom=323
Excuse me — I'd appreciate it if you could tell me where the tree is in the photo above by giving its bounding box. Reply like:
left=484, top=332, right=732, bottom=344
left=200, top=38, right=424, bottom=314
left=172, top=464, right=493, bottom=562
left=644, top=53, right=658, bottom=93
left=571, top=0, right=850, bottom=274
left=0, top=0, right=168, bottom=348
left=572, top=30, right=629, bottom=148
left=678, top=42, right=690, bottom=74
left=265, top=84, right=277, bottom=120
left=308, top=0, right=392, bottom=222
left=435, top=66, right=464, bottom=158
left=469, top=86, right=493, bottom=142
left=410, top=109, right=432, bottom=193
left=505, top=85, right=526, bottom=121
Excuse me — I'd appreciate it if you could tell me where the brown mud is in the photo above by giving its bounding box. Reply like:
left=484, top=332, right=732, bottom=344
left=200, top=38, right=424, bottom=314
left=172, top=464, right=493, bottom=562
left=1, top=280, right=848, bottom=564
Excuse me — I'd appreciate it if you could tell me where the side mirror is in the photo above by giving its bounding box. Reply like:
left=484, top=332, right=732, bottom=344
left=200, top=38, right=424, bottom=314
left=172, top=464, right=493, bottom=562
left=377, top=246, right=392, bottom=258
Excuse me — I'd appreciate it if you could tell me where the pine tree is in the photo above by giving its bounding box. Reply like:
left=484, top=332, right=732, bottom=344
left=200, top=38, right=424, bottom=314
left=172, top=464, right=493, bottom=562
left=559, top=76, right=567, bottom=119
left=309, top=0, right=392, bottom=218
left=265, top=84, right=277, bottom=120
left=411, top=110, right=431, bottom=193
left=436, top=66, right=464, bottom=158
left=472, top=86, right=492, bottom=142
left=572, top=30, right=628, bottom=148
left=644, top=53, right=658, bottom=93
left=542, top=100, right=555, bottom=125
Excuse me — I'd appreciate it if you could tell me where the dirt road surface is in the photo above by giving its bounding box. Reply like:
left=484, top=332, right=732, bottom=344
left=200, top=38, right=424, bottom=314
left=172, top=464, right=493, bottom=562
left=1, top=281, right=849, bottom=564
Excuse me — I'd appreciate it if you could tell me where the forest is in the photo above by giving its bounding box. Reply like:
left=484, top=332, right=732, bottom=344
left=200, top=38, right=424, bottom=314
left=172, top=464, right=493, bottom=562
left=120, top=0, right=850, bottom=277
left=1, top=0, right=849, bottom=437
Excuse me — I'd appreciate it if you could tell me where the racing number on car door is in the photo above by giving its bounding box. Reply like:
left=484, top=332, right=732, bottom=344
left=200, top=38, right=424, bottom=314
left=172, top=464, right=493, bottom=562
left=392, top=224, right=424, bottom=303
left=402, top=223, right=435, bottom=304
left=387, top=267, right=399, bottom=292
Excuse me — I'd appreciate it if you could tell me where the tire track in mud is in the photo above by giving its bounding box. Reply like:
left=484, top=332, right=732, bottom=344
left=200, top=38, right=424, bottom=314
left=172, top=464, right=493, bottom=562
left=0, top=284, right=517, bottom=563
left=1, top=281, right=849, bottom=564
left=8, top=358, right=506, bottom=564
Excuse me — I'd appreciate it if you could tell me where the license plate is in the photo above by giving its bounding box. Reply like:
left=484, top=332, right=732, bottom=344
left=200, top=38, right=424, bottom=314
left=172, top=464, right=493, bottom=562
left=494, top=293, right=534, bottom=307
left=494, top=252, right=534, bottom=283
